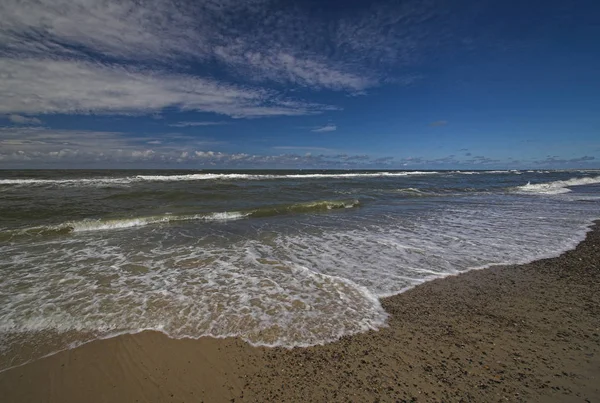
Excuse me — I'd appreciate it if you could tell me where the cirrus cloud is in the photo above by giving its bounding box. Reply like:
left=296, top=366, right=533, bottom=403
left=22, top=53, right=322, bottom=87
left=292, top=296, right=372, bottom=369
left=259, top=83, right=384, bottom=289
left=311, top=124, right=337, bottom=133
left=0, top=0, right=439, bottom=101
left=168, top=121, right=229, bottom=127
left=0, top=58, right=337, bottom=118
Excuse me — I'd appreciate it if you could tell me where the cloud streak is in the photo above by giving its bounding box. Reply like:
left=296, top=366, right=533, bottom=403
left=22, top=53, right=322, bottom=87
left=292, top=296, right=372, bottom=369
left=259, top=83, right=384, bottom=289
left=168, top=121, right=228, bottom=127
left=0, top=59, right=338, bottom=117
left=311, top=124, right=337, bottom=133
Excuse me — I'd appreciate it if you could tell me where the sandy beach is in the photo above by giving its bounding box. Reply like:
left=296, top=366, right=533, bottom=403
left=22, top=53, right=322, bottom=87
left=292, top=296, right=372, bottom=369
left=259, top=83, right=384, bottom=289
left=1, top=223, right=599, bottom=402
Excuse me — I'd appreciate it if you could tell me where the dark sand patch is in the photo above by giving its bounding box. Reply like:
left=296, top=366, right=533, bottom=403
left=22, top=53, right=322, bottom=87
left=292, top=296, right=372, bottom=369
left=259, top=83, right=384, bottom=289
left=1, top=223, right=599, bottom=402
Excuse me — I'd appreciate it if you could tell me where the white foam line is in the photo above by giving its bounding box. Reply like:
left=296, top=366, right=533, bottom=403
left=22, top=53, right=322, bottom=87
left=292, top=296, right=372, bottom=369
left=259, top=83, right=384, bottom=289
left=135, top=172, right=439, bottom=181
left=376, top=219, right=596, bottom=298
left=0, top=178, right=132, bottom=185
left=0, top=171, right=443, bottom=186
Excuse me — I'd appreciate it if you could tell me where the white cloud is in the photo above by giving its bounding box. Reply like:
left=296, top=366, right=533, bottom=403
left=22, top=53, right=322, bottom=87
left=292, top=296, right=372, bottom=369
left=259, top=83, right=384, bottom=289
left=311, top=124, right=337, bottom=133
left=7, top=114, right=42, bottom=125
left=168, top=121, right=228, bottom=127
left=0, top=58, right=336, bottom=117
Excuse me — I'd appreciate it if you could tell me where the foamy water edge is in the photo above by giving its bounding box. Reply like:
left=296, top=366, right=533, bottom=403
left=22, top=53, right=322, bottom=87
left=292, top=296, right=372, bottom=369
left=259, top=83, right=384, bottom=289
left=1, top=215, right=596, bottom=374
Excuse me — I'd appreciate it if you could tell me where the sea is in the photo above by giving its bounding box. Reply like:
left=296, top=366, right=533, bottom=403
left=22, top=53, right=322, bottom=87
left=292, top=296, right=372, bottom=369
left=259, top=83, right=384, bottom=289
left=1, top=169, right=600, bottom=370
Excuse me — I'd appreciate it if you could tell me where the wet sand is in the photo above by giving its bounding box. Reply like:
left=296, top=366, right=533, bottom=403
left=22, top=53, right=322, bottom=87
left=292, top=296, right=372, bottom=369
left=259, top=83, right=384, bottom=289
left=1, top=223, right=599, bottom=402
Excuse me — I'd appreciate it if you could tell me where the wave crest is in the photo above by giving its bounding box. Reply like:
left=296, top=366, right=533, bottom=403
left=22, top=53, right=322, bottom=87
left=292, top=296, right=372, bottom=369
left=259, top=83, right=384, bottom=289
left=0, top=172, right=440, bottom=186
left=514, top=176, right=600, bottom=195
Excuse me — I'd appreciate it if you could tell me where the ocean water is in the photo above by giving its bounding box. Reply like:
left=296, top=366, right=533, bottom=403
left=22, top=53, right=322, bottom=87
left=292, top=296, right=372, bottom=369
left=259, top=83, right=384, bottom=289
left=1, top=169, right=600, bottom=370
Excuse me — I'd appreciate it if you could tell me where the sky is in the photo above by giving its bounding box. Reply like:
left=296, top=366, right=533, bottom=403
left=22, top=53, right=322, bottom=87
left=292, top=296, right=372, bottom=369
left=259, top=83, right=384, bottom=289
left=0, top=0, right=598, bottom=169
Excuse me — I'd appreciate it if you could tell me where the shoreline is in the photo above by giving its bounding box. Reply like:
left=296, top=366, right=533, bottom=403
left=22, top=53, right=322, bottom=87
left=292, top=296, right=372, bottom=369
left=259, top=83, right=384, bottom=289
left=1, top=223, right=599, bottom=402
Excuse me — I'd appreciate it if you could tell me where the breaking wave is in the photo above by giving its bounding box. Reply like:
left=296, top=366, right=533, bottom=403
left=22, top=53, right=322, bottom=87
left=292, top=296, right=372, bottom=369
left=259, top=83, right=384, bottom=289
left=2, top=199, right=360, bottom=239
left=0, top=172, right=439, bottom=186
left=135, top=172, right=438, bottom=181
left=514, top=176, right=600, bottom=195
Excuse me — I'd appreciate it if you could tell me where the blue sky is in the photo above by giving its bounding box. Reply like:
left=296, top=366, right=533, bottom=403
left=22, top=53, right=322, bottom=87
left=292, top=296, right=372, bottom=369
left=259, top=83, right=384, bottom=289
left=0, top=0, right=598, bottom=169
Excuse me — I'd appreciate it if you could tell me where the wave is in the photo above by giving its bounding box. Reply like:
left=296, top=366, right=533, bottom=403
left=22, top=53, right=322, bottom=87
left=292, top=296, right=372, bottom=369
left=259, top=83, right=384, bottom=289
left=514, top=176, right=600, bottom=195
left=74, top=211, right=249, bottom=232
left=488, top=170, right=522, bottom=174
left=2, top=170, right=565, bottom=187
left=392, top=187, right=431, bottom=197
left=0, top=172, right=440, bottom=186
left=2, top=199, right=360, bottom=238
left=0, top=178, right=132, bottom=186
left=134, top=172, right=438, bottom=181
left=2, top=211, right=248, bottom=239
left=448, top=170, right=522, bottom=175
left=249, top=199, right=359, bottom=218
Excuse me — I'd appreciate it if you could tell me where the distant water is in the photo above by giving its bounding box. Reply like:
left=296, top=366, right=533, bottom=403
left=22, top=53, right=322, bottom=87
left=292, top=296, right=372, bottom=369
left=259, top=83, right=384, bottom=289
left=1, top=169, right=600, bottom=370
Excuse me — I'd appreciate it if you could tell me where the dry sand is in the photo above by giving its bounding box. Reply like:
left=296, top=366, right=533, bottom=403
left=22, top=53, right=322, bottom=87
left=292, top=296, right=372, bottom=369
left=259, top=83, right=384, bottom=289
left=1, top=223, right=599, bottom=402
